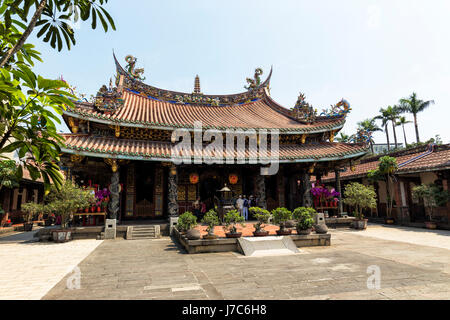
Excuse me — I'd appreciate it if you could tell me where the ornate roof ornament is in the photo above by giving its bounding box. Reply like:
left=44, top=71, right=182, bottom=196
left=351, top=128, right=372, bottom=145
left=291, top=93, right=317, bottom=123
left=245, top=68, right=263, bottom=90
left=125, top=55, right=145, bottom=81
left=319, top=99, right=352, bottom=118
left=94, top=79, right=124, bottom=114
left=193, top=75, right=201, bottom=94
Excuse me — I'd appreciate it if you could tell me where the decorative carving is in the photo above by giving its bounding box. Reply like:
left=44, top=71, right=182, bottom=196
left=301, top=172, right=313, bottom=207
left=255, top=174, right=266, bottom=209
left=319, top=99, right=351, bottom=118
left=94, top=80, right=124, bottom=114
left=104, top=158, right=119, bottom=173
left=70, top=154, right=85, bottom=164
left=68, top=117, right=78, bottom=133
left=168, top=165, right=179, bottom=216
left=108, top=171, right=120, bottom=219
left=125, top=55, right=145, bottom=80
left=350, top=128, right=372, bottom=145
left=292, top=93, right=317, bottom=123
left=125, top=164, right=135, bottom=217
left=193, top=75, right=201, bottom=94
left=114, top=125, right=120, bottom=138
left=245, top=68, right=263, bottom=90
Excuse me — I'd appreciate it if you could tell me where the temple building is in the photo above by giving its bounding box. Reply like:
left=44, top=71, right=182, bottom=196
left=59, top=55, right=368, bottom=223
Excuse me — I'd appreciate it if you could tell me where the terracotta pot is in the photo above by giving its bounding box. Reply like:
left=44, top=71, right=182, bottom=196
left=84, top=208, right=89, bottom=213
left=296, top=228, right=312, bottom=235
left=253, top=230, right=269, bottom=237
left=97, top=206, right=101, bottom=212
left=225, top=232, right=242, bottom=238
left=353, top=219, right=368, bottom=230
left=425, top=221, right=437, bottom=229
left=276, top=229, right=292, bottom=236
left=52, top=229, right=73, bottom=243
left=90, top=206, right=95, bottom=213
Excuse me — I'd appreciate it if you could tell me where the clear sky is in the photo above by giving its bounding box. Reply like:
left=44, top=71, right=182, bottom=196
left=31, top=0, right=450, bottom=144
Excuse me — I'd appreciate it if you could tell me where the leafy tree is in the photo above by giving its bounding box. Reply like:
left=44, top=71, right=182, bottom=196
left=398, top=92, right=435, bottom=144
left=292, top=207, right=315, bottom=230
left=249, top=207, right=271, bottom=233
left=368, top=156, right=398, bottom=217
left=177, top=211, right=197, bottom=232
left=357, top=118, right=382, bottom=153
left=271, top=207, right=292, bottom=231
left=412, top=184, right=449, bottom=222
left=396, top=116, right=411, bottom=148
left=224, top=209, right=245, bottom=234
left=343, top=182, right=377, bottom=219
left=0, top=159, right=19, bottom=192
left=336, top=132, right=350, bottom=143
left=201, top=209, right=219, bottom=235
left=375, top=106, right=400, bottom=150
left=44, top=180, right=95, bottom=228
left=0, top=0, right=116, bottom=68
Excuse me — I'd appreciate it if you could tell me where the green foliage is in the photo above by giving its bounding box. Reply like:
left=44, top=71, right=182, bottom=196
left=45, top=180, right=95, bottom=228
left=412, top=184, right=450, bottom=221
left=224, top=209, right=245, bottom=234
left=271, top=207, right=292, bottom=226
left=292, top=207, right=315, bottom=230
left=21, top=201, right=42, bottom=222
left=201, top=209, right=219, bottom=234
left=343, top=182, right=377, bottom=219
left=249, top=207, right=271, bottom=232
left=177, top=211, right=197, bottom=232
left=0, top=159, right=19, bottom=191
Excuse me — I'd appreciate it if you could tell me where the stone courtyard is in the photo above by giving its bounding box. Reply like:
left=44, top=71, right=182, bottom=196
left=1, top=224, right=449, bottom=300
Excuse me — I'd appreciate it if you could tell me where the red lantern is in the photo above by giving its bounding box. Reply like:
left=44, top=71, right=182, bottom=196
left=189, top=173, right=199, bottom=185
left=229, top=174, right=239, bottom=185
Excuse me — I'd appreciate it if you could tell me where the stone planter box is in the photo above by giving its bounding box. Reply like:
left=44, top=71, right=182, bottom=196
left=173, top=228, right=331, bottom=254
left=325, top=217, right=356, bottom=228
left=34, top=226, right=128, bottom=241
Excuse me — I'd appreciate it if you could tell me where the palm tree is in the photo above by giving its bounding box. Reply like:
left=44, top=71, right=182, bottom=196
left=357, top=118, right=382, bottom=153
left=375, top=108, right=392, bottom=151
left=336, top=132, right=350, bottom=143
left=398, top=93, right=435, bottom=143
left=396, top=116, right=412, bottom=147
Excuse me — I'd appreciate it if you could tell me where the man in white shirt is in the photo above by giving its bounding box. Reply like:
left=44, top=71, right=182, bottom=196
left=235, top=195, right=244, bottom=217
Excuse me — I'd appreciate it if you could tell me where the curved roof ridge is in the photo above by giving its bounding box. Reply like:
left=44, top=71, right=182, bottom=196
left=113, top=53, right=272, bottom=100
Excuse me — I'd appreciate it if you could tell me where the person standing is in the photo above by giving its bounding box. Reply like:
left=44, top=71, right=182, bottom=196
left=236, top=195, right=244, bottom=217
left=242, top=195, right=250, bottom=221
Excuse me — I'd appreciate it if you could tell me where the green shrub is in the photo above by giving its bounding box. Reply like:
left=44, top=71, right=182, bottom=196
left=224, top=209, right=245, bottom=234
left=343, top=182, right=377, bottom=219
left=177, top=211, right=197, bottom=232
left=250, top=207, right=271, bottom=232
left=292, top=207, right=315, bottom=230
left=412, top=184, right=450, bottom=221
left=201, top=209, right=220, bottom=234
left=271, top=207, right=292, bottom=227
left=21, top=202, right=43, bottom=223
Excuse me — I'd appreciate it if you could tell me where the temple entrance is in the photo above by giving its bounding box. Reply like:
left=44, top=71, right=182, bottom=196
left=135, top=166, right=155, bottom=218
left=200, top=175, right=221, bottom=212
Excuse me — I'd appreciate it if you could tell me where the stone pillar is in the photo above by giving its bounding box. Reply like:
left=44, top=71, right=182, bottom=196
left=168, top=164, right=179, bottom=217
left=106, top=159, right=120, bottom=220
left=301, top=171, right=312, bottom=208
left=255, top=174, right=266, bottom=209
left=335, top=168, right=343, bottom=215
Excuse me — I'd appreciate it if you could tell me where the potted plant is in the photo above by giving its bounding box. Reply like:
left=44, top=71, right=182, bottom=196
left=343, top=182, right=377, bottom=230
left=224, top=210, right=245, bottom=238
left=250, top=207, right=271, bottom=237
left=201, top=209, right=220, bottom=239
left=272, top=207, right=293, bottom=235
left=177, top=211, right=200, bottom=239
left=21, top=202, right=41, bottom=232
left=45, top=181, right=96, bottom=243
left=412, top=184, right=450, bottom=229
left=292, top=207, right=315, bottom=235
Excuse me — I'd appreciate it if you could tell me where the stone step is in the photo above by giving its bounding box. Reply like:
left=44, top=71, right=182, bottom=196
left=126, top=225, right=161, bottom=240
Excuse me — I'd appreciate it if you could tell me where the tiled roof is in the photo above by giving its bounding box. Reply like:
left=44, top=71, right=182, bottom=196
left=62, top=134, right=368, bottom=162
left=322, top=144, right=450, bottom=182
left=66, top=90, right=346, bottom=133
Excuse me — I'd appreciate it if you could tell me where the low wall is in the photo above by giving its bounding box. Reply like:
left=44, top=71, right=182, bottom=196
left=325, top=217, right=356, bottom=228
left=173, top=228, right=331, bottom=254
left=35, top=226, right=128, bottom=241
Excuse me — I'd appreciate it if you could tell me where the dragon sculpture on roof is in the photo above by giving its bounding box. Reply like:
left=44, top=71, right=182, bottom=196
left=125, top=55, right=145, bottom=81
left=320, top=99, right=352, bottom=118
left=291, top=93, right=317, bottom=123
left=244, top=68, right=263, bottom=90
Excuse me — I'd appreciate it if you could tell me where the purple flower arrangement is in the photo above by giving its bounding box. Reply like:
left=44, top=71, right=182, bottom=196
left=311, top=184, right=340, bottom=207
left=95, top=188, right=111, bottom=207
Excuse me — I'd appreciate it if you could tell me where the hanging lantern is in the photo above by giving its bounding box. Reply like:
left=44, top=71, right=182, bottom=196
left=189, top=173, right=199, bottom=184
left=228, top=173, right=239, bottom=185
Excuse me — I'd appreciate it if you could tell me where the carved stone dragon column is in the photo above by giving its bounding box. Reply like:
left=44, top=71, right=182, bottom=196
left=301, top=171, right=313, bottom=208
left=167, top=164, right=179, bottom=217
left=105, top=159, right=120, bottom=220
left=255, top=174, right=267, bottom=209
